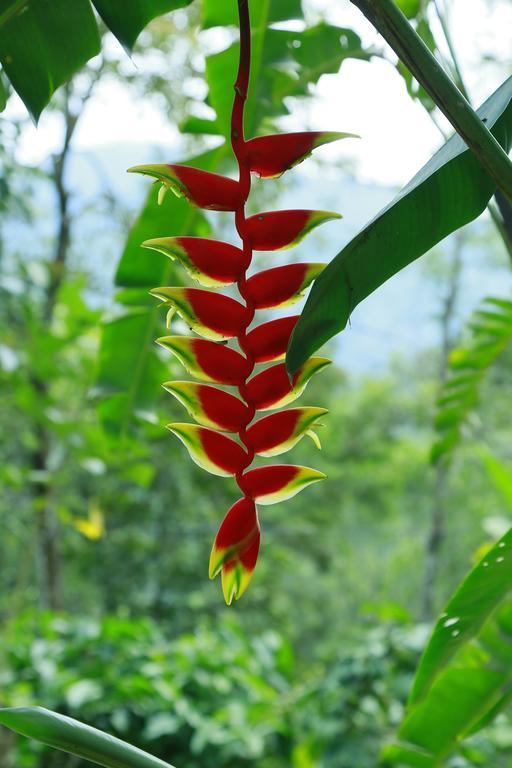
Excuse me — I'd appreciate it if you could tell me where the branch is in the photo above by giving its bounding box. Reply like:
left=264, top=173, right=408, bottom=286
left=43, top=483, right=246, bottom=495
left=350, top=0, right=512, bottom=201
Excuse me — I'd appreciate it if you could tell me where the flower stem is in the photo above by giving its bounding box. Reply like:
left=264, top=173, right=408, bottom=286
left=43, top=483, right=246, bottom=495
left=232, top=0, right=256, bottom=493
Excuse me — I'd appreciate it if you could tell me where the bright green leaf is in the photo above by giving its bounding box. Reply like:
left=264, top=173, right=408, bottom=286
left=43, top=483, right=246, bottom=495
left=481, top=453, right=512, bottom=511
left=384, top=530, right=512, bottom=766
left=0, top=707, right=175, bottom=768
left=410, top=527, right=512, bottom=704
left=395, top=0, right=421, bottom=19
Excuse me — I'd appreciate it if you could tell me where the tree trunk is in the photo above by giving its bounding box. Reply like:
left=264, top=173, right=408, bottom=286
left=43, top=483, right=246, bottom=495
left=31, top=77, right=96, bottom=609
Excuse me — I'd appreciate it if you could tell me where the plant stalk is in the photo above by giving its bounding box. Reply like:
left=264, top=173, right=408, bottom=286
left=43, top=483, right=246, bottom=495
left=350, top=0, right=512, bottom=201
left=232, top=0, right=257, bottom=492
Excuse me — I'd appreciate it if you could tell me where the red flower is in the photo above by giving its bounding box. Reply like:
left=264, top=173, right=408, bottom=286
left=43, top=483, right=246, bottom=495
left=129, top=0, right=351, bottom=602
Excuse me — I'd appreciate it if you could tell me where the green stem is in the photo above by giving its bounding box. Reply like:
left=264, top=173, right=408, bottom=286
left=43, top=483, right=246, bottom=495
left=350, top=0, right=512, bottom=201
left=432, top=0, right=466, bottom=95
left=430, top=0, right=512, bottom=260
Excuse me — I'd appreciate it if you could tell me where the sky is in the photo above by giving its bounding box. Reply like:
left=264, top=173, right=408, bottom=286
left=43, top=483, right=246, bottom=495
left=5, top=0, right=511, bottom=188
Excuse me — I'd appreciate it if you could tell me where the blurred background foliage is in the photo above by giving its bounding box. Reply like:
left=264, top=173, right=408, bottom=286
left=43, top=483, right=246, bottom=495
left=1, top=0, right=512, bottom=766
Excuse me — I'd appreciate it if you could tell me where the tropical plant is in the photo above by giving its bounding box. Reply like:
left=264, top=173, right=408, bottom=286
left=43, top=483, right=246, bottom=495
left=125, top=0, right=353, bottom=603
left=1, top=0, right=512, bottom=766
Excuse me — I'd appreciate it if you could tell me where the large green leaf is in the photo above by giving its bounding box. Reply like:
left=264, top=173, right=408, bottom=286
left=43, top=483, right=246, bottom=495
left=94, top=310, right=168, bottom=434
left=287, top=76, right=512, bottom=373
left=0, top=0, right=100, bottom=121
left=93, top=0, right=191, bottom=51
left=411, top=527, right=512, bottom=703
left=0, top=707, right=175, bottom=768
left=115, top=178, right=210, bottom=288
left=0, top=0, right=193, bottom=120
left=383, top=528, right=512, bottom=766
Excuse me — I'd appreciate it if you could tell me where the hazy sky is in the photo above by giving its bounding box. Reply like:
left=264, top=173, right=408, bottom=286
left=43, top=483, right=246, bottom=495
left=5, top=0, right=511, bottom=188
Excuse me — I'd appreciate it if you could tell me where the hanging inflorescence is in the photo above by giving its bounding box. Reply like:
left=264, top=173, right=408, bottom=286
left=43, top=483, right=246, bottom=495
left=128, top=0, right=345, bottom=604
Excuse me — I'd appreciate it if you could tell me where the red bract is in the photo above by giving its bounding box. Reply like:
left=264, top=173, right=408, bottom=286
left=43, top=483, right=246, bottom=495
left=127, top=164, right=240, bottom=211
left=151, top=287, right=248, bottom=340
left=243, top=316, right=299, bottom=362
left=143, top=237, right=246, bottom=287
left=245, top=358, right=331, bottom=411
left=156, top=336, right=250, bottom=385
left=246, top=209, right=341, bottom=251
left=209, top=497, right=260, bottom=605
left=167, top=424, right=248, bottom=477
left=246, top=263, right=326, bottom=309
left=240, top=464, right=326, bottom=505
left=246, top=131, right=356, bottom=178
left=132, top=0, right=344, bottom=602
left=162, top=382, right=250, bottom=432
left=246, top=407, right=328, bottom=456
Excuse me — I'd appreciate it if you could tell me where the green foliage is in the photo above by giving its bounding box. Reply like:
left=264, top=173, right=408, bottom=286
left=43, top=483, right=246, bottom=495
left=0, top=0, right=193, bottom=120
left=1, top=613, right=294, bottom=768
left=482, top=453, right=512, bottom=511
left=287, top=76, right=512, bottom=373
left=432, top=297, right=512, bottom=464
left=384, top=528, right=512, bottom=766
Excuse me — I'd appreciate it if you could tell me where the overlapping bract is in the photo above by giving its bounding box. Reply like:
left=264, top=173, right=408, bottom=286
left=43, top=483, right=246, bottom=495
left=131, top=88, right=343, bottom=604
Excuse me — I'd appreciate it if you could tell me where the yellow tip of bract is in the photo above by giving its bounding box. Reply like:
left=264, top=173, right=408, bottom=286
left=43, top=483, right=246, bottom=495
left=313, top=131, right=360, bottom=149
left=209, top=544, right=223, bottom=580
left=142, top=237, right=181, bottom=259
left=221, top=562, right=254, bottom=605
left=127, top=164, right=173, bottom=181
left=314, top=210, right=342, bottom=222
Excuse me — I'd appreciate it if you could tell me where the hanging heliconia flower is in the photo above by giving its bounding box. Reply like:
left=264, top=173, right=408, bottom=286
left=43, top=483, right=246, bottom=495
left=128, top=0, right=346, bottom=604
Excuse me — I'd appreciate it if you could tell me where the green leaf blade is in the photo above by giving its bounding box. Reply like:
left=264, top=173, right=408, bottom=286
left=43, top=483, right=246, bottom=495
left=287, top=76, right=512, bottom=374
left=410, top=527, right=512, bottom=705
left=0, top=0, right=100, bottom=121
left=92, top=0, right=192, bottom=52
left=0, top=707, right=175, bottom=768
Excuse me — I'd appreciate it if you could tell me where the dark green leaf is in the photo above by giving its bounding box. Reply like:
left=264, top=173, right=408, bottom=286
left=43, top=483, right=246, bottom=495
left=287, top=76, right=512, bottom=373
left=0, top=0, right=100, bottom=121
left=92, top=0, right=191, bottom=51
left=0, top=707, right=175, bottom=768
left=0, top=0, right=193, bottom=119
left=0, top=67, right=9, bottom=110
